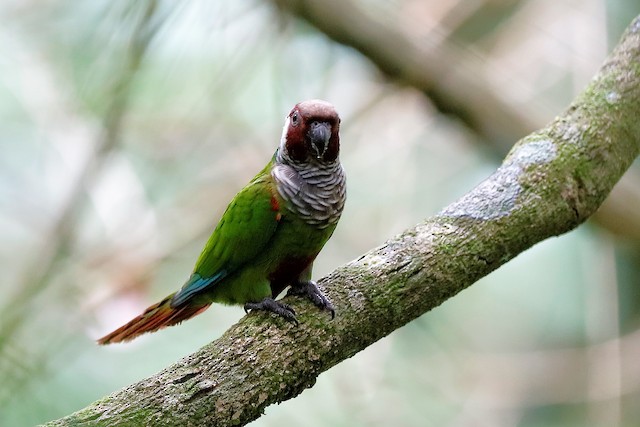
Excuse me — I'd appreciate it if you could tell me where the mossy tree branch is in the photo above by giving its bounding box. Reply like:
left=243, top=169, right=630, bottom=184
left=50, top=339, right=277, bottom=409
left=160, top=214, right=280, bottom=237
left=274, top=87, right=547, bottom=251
left=44, top=15, right=640, bottom=427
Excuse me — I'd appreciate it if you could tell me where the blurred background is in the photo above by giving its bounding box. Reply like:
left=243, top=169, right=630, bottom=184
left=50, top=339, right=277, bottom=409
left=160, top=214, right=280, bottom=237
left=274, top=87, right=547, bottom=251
left=1, top=0, right=640, bottom=426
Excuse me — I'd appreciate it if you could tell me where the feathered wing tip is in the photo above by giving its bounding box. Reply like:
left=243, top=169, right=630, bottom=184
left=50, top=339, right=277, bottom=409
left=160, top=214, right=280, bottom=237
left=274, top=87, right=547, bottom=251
left=97, top=293, right=211, bottom=345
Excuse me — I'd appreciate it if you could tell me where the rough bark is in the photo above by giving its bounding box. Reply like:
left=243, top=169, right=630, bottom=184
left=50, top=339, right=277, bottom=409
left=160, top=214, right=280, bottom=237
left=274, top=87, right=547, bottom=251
left=43, top=15, right=640, bottom=427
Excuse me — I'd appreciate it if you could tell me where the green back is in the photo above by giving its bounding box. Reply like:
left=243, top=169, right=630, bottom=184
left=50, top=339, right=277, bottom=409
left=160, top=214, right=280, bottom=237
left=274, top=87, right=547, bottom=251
left=194, top=167, right=279, bottom=279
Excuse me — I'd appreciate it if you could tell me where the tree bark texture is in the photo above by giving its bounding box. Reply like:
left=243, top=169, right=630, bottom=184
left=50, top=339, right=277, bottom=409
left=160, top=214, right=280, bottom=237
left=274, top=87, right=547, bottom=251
left=44, top=15, right=640, bottom=427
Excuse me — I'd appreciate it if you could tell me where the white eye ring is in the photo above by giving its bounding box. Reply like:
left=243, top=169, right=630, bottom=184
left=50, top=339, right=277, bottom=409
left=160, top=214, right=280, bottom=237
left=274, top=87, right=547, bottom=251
left=291, top=112, right=300, bottom=126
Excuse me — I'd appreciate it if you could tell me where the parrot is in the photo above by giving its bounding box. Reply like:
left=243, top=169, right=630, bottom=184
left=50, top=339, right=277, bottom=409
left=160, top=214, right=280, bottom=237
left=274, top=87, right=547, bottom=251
left=97, top=99, right=346, bottom=344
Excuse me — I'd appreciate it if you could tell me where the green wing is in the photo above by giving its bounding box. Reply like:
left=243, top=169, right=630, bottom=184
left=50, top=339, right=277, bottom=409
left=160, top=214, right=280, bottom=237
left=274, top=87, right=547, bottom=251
left=171, top=171, right=281, bottom=306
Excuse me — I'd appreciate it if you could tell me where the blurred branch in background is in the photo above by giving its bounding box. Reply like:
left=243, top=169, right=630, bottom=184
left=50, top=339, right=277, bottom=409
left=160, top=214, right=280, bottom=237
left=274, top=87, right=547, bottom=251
left=0, top=0, right=162, bottom=405
left=272, top=0, right=539, bottom=146
left=271, top=0, right=640, bottom=242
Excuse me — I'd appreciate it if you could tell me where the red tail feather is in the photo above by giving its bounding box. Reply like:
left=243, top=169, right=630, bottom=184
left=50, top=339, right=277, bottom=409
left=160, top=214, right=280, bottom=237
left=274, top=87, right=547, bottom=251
left=97, top=293, right=211, bottom=345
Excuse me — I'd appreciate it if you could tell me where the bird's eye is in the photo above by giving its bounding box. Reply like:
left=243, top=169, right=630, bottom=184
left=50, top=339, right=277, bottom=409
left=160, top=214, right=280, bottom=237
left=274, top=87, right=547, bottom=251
left=291, top=112, right=300, bottom=126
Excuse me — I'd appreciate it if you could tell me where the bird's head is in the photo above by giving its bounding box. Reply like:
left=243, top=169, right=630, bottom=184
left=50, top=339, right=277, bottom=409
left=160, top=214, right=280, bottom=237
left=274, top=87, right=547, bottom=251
left=280, top=99, right=341, bottom=164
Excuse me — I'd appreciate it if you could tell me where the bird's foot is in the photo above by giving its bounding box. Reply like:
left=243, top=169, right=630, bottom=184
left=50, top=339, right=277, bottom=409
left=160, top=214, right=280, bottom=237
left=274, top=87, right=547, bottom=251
left=244, top=298, right=298, bottom=325
left=287, top=280, right=335, bottom=319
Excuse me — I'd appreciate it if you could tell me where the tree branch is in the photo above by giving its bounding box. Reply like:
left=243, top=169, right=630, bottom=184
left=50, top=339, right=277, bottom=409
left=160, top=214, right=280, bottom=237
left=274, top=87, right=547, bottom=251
left=43, top=15, right=640, bottom=427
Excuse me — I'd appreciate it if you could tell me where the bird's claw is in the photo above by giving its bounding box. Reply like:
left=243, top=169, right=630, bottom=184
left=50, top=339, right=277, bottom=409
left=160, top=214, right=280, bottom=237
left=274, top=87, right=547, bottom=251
left=244, top=298, right=298, bottom=325
left=287, top=280, right=335, bottom=319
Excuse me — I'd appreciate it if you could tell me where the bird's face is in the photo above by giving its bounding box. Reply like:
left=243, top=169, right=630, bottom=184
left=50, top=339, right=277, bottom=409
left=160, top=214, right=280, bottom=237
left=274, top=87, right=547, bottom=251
left=280, top=99, right=341, bottom=164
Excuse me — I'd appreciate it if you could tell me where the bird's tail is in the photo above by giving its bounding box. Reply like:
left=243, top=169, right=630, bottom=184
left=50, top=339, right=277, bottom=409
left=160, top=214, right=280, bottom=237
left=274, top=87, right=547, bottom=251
left=97, top=293, right=211, bottom=345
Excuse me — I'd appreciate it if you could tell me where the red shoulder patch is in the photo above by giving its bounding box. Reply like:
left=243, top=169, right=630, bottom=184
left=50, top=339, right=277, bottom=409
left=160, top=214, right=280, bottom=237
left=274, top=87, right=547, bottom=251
left=270, top=195, right=280, bottom=211
left=270, top=195, right=282, bottom=221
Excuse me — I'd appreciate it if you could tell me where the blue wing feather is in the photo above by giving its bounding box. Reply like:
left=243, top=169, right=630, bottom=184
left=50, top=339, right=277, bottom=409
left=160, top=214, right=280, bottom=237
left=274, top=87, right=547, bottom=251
left=170, top=270, right=227, bottom=307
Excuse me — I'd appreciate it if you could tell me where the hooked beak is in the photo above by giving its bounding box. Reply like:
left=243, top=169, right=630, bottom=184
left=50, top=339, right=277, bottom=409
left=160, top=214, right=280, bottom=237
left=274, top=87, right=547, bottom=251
left=308, top=121, right=331, bottom=160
